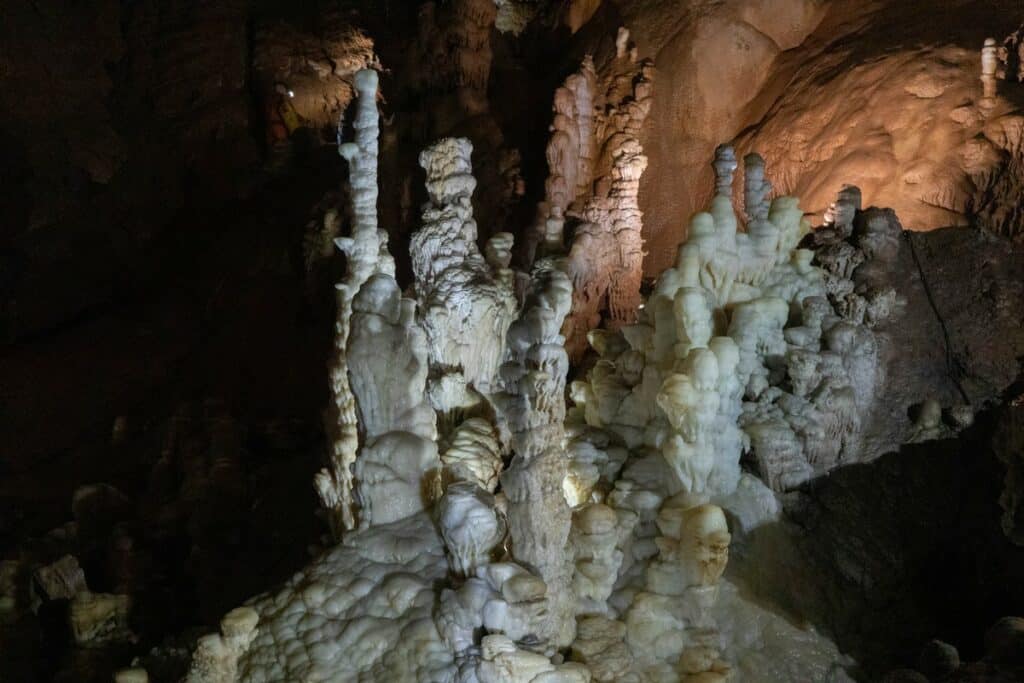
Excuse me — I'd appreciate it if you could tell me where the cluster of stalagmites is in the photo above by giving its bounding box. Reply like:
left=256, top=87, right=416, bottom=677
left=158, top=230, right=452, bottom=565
left=529, top=28, right=655, bottom=361
left=177, top=54, right=891, bottom=681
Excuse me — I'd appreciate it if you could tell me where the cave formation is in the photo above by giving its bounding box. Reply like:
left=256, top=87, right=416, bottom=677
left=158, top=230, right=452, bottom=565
left=2, top=1, right=1024, bottom=682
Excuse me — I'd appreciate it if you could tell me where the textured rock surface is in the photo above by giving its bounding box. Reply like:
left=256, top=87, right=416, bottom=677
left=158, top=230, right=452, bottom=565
left=253, top=10, right=376, bottom=133
left=735, top=8, right=1024, bottom=242
left=993, top=382, right=1024, bottom=546
left=583, top=0, right=1024, bottom=274
left=237, top=514, right=454, bottom=683
left=832, top=219, right=1024, bottom=462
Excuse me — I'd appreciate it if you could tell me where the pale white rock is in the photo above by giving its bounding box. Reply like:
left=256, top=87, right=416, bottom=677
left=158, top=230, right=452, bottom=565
left=564, top=146, right=877, bottom=679
left=184, top=608, right=259, bottom=683
left=438, top=482, right=506, bottom=578
left=982, top=37, right=999, bottom=101
left=908, top=399, right=952, bottom=443
left=495, top=266, right=576, bottom=649
left=354, top=430, right=441, bottom=527
left=713, top=579, right=855, bottom=683
left=712, top=144, right=738, bottom=198
left=477, top=634, right=591, bottom=683
left=236, top=513, right=455, bottom=683
left=442, top=417, right=504, bottom=493
left=348, top=274, right=435, bottom=442
left=195, top=142, right=881, bottom=682
left=571, top=616, right=635, bottom=682
left=728, top=296, right=789, bottom=398
left=318, top=68, right=396, bottom=537
left=348, top=273, right=441, bottom=528
left=412, top=137, right=519, bottom=401
left=572, top=503, right=623, bottom=613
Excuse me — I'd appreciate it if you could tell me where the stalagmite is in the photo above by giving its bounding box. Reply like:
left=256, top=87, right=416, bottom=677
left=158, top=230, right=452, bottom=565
left=712, top=144, right=738, bottom=199
left=437, top=482, right=505, bottom=578
left=317, top=68, right=395, bottom=537
left=495, top=266, right=577, bottom=648
left=982, top=37, right=999, bottom=102
left=998, top=25, right=1024, bottom=83
left=348, top=274, right=441, bottom=528
left=411, top=137, right=519, bottom=412
left=184, top=608, right=259, bottom=683
left=532, top=57, right=598, bottom=258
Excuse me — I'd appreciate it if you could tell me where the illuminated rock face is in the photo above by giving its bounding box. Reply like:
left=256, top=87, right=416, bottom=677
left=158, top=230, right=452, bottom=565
left=731, top=20, right=1024, bottom=245
left=625, top=2, right=1024, bottom=277
left=528, top=30, right=655, bottom=362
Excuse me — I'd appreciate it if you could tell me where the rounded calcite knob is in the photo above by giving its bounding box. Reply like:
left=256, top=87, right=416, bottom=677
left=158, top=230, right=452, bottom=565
left=114, top=669, right=149, bottom=683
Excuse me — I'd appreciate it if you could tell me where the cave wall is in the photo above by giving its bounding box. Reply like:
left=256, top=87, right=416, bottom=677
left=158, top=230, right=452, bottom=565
left=568, top=0, right=1024, bottom=275
left=0, top=0, right=255, bottom=343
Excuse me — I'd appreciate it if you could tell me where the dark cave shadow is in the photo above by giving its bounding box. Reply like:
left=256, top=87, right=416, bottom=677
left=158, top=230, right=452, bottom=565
left=724, top=408, right=1024, bottom=680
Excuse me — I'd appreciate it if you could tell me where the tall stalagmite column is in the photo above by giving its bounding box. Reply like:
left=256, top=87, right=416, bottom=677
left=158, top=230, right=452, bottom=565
left=315, top=69, right=395, bottom=538
left=496, top=268, right=576, bottom=649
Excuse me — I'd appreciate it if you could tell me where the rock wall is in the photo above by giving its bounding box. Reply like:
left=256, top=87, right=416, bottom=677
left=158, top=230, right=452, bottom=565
left=565, top=0, right=1024, bottom=274
left=0, top=0, right=256, bottom=341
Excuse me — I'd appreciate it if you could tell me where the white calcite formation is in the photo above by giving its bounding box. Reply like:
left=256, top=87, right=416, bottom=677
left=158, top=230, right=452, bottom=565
left=560, top=147, right=873, bottom=680
left=982, top=37, right=999, bottom=103
left=188, top=132, right=872, bottom=679
left=492, top=265, right=576, bottom=649
left=411, top=137, right=518, bottom=404
left=317, top=69, right=397, bottom=537
left=185, top=608, right=260, bottom=683
left=348, top=273, right=441, bottom=528
left=234, top=515, right=454, bottom=683
left=441, top=417, right=504, bottom=492
left=437, top=481, right=505, bottom=577
left=908, top=399, right=953, bottom=443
